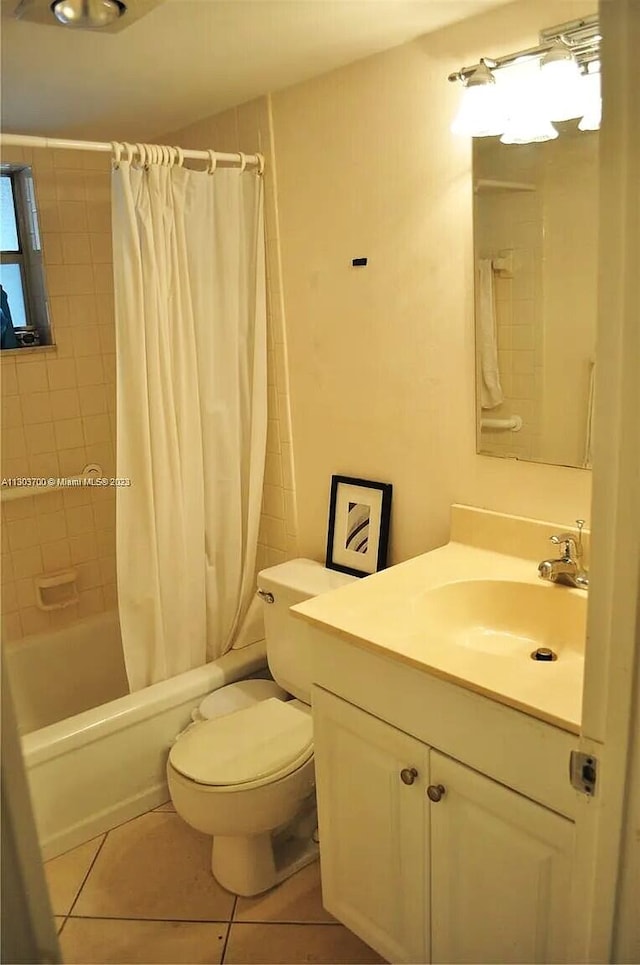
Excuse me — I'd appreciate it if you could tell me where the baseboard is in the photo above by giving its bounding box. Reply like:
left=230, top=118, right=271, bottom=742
left=39, top=782, right=169, bottom=861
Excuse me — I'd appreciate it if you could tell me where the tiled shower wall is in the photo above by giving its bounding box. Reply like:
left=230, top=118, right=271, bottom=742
left=160, top=95, right=299, bottom=572
left=1, top=146, right=117, bottom=642
left=1, top=109, right=297, bottom=643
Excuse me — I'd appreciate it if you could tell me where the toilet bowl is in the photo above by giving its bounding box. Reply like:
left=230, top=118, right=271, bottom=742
left=167, top=560, right=356, bottom=896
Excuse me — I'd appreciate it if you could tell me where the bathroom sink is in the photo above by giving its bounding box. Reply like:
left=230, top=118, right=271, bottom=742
left=293, top=507, right=589, bottom=730
left=416, top=579, right=586, bottom=658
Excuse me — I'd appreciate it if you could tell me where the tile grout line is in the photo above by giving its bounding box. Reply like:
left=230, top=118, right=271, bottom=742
left=220, top=895, right=238, bottom=964
left=66, top=828, right=110, bottom=918
left=62, top=913, right=340, bottom=925
left=63, top=914, right=237, bottom=924
left=53, top=806, right=176, bottom=929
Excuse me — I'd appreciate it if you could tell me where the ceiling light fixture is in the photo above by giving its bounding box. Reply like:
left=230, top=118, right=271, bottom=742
left=50, top=0, right=127, bottom=28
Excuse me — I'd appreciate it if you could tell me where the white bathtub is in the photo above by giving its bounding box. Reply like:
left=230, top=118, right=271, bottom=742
left=11, top=621, right=267, bottom=859
left=5, top=610, right=129, bottom=735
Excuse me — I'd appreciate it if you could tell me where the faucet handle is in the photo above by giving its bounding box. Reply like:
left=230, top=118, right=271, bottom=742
left=550, top=533, right=581, bottom=560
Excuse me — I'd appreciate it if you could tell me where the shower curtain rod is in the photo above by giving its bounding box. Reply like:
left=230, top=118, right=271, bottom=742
left=0, top=133, right=264, bottom=170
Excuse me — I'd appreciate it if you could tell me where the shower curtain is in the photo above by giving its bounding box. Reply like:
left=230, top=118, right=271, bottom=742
left=111, top=159, right=267, bottom=691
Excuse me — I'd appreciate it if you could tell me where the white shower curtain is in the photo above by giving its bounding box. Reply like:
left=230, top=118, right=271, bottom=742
left=111, top=159, right=267, bottom=691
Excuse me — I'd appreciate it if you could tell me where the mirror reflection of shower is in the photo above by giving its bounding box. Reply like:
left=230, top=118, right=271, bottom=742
left=473, top=120, right=598, bottom=470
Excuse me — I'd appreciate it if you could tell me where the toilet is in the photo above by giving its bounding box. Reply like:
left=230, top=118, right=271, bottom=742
left=167, top=559, right=356, bottom=896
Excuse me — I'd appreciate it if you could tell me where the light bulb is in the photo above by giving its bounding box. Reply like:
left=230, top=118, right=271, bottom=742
left=499, top=58, right=558, bottom=145
left=578, top=70, right=602, bottom=131
left=451, top=63, right=507, bottom=138
left=51, top=0, right=126, bottom=28
left=540, top=42, right=585, bottom=121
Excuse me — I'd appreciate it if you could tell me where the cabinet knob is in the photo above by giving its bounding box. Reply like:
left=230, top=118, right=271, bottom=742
left=400, top=767, right=418, bottom=785
left=427, top=783, right=446, bottom=802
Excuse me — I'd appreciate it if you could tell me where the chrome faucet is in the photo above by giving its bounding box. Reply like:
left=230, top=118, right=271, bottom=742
left=538, top=519, right=589, bottom=589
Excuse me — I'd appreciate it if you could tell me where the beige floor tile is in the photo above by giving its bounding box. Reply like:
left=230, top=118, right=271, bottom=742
left=55, top=916, right=66, bottom=934
left=154, top=800, right=176, bottom=812
left=44, top=834, right=105, bottom=915
left=235, top=862, right=335, bottom=923
left=73, top=811, right=235, bottom=921
left=60, top=917, right=228, bottom=964
left=224, top=923, right=386, bottom=964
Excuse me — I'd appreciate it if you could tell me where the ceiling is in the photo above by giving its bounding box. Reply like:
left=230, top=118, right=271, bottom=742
left=1, top=0, right=512, bottom=141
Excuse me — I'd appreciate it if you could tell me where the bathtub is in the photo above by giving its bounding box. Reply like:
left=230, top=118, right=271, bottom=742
left=5, top=610, right=129, bottom=735
left=7, top=616, right=267, bottom=860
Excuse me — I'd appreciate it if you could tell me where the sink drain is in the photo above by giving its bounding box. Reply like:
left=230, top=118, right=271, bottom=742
left=531, top=647, right=557, bottom=662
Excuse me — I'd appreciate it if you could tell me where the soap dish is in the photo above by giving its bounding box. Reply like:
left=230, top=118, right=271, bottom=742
left=35, top=570, right=79, bottom=611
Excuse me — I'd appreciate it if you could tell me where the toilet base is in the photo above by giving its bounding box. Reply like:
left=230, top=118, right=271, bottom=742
left=211, top=801, right=319, bottom=896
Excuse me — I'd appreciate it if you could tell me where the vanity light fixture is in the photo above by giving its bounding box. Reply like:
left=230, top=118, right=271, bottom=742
left=451, top=61, right=507, bottom=138
left=578, top=66, right=602, bottom=131
left=51, top=0, right=126, bottom=27
left=449, top=14, right=601, bottom=142
left=499, top=60, right=558, bottom=145
left=539, top=42, right=585, bottom=121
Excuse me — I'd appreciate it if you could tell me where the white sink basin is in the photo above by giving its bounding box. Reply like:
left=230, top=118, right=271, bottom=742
left=417, top=579, right=586, bottom=659
left=293, top=515, right=588, bottom=731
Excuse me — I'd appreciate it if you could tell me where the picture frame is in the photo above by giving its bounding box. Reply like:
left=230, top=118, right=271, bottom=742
left=325, top=475, right=393, bottom=578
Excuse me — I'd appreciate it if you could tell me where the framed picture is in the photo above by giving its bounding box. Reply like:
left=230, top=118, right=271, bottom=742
left=325, top=475, right=393, bottom=578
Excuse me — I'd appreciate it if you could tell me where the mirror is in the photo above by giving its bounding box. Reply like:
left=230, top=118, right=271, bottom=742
left=474, top=121, right=598, bottom=469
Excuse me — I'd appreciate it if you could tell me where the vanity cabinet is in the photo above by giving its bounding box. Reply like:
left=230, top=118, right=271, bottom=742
left=313, top=685, right=429, bottom=963
left=313, top=686, right=574, bottom=965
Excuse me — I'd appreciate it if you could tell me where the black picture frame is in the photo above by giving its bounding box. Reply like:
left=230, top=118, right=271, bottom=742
left=325, top=475, right=393, bottom=578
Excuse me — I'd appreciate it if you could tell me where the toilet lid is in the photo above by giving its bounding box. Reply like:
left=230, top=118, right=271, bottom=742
left=169, top=697, right=313, bottom=787
left=197, top=679, right=288, bottom=721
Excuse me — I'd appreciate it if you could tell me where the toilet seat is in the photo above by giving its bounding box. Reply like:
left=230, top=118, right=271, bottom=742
left=169, top=697, right=313, bottom=789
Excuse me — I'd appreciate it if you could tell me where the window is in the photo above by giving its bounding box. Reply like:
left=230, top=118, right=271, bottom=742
left=0, top=166, right=52, bottom=350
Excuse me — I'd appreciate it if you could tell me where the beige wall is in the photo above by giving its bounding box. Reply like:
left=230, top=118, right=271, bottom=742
left=270, top=0, right=593, bottom=565
left=1, top=146, right=117, bottom=641
left=158, top=98, right=299, bottom=573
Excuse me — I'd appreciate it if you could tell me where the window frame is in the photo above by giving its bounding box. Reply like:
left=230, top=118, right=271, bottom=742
left=1, top=165, right=52, bottom=350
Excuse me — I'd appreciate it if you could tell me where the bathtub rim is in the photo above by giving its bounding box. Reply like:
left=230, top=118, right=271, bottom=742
left=23, top=640, right=267, bottom=766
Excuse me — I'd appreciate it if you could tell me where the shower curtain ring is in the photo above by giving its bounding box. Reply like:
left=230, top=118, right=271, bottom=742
left=237, top=152, right=247, bottom=173
left=256, top=153, right=265, bottom=176
left=174, top=146, right=184, bottom=167
left=161, top=145, right=170, bottom=166
left=207, top=149, right=217, bottom=175
left=122, top=142, right=135, bottom=164
left=135, top=143, right=146, bottom=167
left=110, top=141, right=122, bottom=169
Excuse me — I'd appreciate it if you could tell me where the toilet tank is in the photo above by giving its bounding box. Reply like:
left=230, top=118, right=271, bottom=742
left=257, top=559, right=357, bottom=702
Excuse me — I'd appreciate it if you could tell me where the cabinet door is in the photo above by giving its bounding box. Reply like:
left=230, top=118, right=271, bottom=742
left=429, top=750, right=574, bottom=964
left=313, top=686, right=430, bottom=964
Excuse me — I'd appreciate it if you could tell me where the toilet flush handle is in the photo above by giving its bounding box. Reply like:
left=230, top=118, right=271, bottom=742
left=257, top=588, right=275, bottom=604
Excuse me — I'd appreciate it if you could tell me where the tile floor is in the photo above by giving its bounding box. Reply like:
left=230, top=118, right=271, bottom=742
left=45, top=801, right=385, bottom=964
